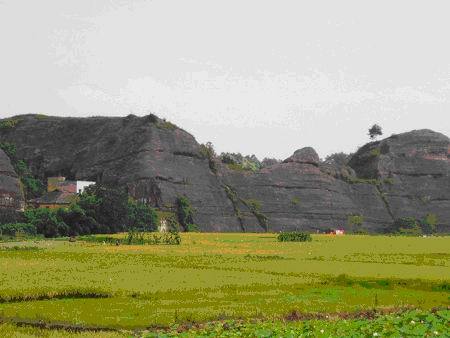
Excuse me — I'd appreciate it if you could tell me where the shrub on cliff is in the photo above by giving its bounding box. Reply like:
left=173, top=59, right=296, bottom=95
left=176, top=195, right=198, bottom=232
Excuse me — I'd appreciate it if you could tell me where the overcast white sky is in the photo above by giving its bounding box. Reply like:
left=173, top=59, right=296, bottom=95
left=0, top=0, right=449, bottom=160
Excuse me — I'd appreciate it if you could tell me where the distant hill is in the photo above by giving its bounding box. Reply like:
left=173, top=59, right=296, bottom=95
left=0, top=114, right=448, bottom=233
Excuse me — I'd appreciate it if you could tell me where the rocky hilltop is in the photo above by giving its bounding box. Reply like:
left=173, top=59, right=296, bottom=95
left=0, top=114, right=448, bottom=232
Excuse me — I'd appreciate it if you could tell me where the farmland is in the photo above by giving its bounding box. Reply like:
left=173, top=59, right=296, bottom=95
left=0, top=233, right=449, bottom=337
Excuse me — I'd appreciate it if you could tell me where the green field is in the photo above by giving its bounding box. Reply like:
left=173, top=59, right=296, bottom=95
left=0, top=233, right=449, bottom=337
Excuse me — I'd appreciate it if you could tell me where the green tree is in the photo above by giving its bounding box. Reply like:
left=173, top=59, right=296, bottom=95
left=24, top=208, right=68, bottom=238
left=127, top=198, right=158, bottom=232
left=176, top=195, right=196, bottom=231
left=57, top=204, right=100, bottom=236
left=368, top=124, right=383, bottom=140
left=79, top=184, right=128, bottom=232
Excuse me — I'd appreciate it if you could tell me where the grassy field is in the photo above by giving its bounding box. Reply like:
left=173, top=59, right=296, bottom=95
left=0, top=233, right=449, bottom=336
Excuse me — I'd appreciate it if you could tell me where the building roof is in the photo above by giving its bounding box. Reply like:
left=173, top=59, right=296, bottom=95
left=29, top=190, right=76, bottom=205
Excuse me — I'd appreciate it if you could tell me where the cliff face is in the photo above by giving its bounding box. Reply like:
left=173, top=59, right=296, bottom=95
left=0, top=115, right=241, bottom=231
left=0, top=149, right=24, bottom=211
left=348, top=130, right=450, bottom=231
left=0, top=114, right=448, bottom=232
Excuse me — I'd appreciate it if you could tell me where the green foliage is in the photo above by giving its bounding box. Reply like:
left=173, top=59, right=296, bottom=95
left=291, top=197, right=300, bottom=205
left=35, top=114, right=48, bottom=120
left=156, top=309, right=449, bottom=337
left=392, top=217, right=422, bottom=235
left=157, top=119, right=177, bottom=130
left=81, top=231, right=181, bottom=246
left=127, top=198, right=158, bottom=232
left=323, top=152, right=352, bottom=166
left=243, top=199, right=261, bottom=211
left=176, top=195, right=196, bottom=231
left=80, top=184, right=128, bottom=233
left=0, top=142, right=17, bottom=158
left=24, top=208, right=68, bottom=238
left=221, top=152, right=261, bottom=172
left=56, top=204, right=102, bottom=236
left=186, top=223, right=199, bottom=232
left=0, top=223, right=36, bottom=237
left=383, top=177, right=394, bottom=185
left=348, top=214, right=364, bottom=227
left=156, top=211, right=181, bottom=232
left=0, top=143, right=44, bottom=198
left=421, top=213, right=438, bottom=234
left=368, top=123, right=383, bottom=140
left=390, top=215, right=439, bottom=235
left=370, top=147, right=381, bottom=157
left=277, top=231, right=312, bottom=242
left=199, top=142, right=217, bottom=173
left=0, top=118, right=21, bottom=130
left=242, top=198, right=268, bottom=231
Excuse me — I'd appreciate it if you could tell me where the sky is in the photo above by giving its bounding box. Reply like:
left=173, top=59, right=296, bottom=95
left=0, top=0, right=449, bottom=160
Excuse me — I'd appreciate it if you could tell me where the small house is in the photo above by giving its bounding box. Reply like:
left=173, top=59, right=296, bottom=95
left=29, top=177, right=95, bottom=209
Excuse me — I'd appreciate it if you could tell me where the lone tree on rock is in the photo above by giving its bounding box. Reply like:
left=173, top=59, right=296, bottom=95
left=368, top=124, right=383, bottom=140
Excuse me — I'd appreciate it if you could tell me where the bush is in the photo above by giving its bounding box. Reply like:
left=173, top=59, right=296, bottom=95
left=199, top=142, right=217, bottom=173
left=220, top=152, right=261, bottom=172
left=421, top=213, right=438, bottom=234
left=277, top=231, right=312, bottom=242
left=390, top=215, right=439, bottom=235
left=0, top=118, right=21, bottom=130
left=176, top=195, right=195, bottom=231
left=0, top=223, right=36, bottom=237
left=0, top=142, right=17, bottom=158
left=392, top=217, right=422, bottom=235
left=56, top=204, right=101, bottom=236
left=348, top=214, right=364, bottom=227
left=127, top=198, right=158, bottom=232
left=370, top=148, right=381, bottom=157
left=24, top=208, right=68, bottom=238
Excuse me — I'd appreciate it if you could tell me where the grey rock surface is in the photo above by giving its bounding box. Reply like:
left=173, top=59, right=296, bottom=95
left=0, top=115, right=448, bottom=232
left=0, top=149, right=24, bottom=211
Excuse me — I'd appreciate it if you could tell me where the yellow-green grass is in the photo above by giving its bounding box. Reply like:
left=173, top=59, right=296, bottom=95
left=0, top=234, right=448, bottom=331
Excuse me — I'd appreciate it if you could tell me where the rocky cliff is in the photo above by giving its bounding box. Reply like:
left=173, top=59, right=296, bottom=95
left=0, top=114, right=448, bottom=232
left=0, top=148, right=25, bottom=215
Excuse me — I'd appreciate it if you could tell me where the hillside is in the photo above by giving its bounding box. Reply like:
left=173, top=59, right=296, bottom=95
left=0, top=114, right=448, bottom=232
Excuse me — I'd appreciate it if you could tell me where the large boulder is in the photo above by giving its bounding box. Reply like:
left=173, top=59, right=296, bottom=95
left=283, top=147, right=320, bottom=165
left=349, top=129, right=450, bottom=232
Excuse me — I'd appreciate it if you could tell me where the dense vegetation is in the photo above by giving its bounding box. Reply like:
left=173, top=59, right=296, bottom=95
left=389, top=215, right=438, bottom=235
left=1, top=184, right=159, bottom=238
left=175, top=195, right=198, bottom=232
left=277, top=231, right=312, bottom=242
left=0, top=142, right=44, bottom=198
left=147, top=309, right=449, bottom=337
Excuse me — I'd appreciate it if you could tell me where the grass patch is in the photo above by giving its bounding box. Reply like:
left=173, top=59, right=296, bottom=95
left=0, top=289, right=112, bottom=303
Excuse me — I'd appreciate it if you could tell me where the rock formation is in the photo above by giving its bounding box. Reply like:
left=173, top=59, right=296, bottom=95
left=0, top=114, right=448, bottom=232
left=0, top=148, right=25, bottom=222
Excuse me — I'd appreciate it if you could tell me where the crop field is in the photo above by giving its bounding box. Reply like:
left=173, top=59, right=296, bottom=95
left=0, top=233, right=449, bottom=337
